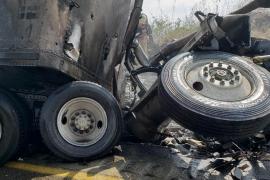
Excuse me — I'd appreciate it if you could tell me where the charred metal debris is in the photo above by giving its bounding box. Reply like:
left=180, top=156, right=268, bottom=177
left=152, top=122, right=270, bottom=179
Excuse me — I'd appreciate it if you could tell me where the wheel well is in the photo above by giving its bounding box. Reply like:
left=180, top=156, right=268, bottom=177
left=0, top=66, right=75, bottom=131
left=0, top=66, right=74, bottom=94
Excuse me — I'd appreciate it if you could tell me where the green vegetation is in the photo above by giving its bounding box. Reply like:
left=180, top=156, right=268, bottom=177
left=149, top=0, right=253, bottom=46
left=151, top=15, right=198, bottom=46
left=150, top=0, right=269, bottom=48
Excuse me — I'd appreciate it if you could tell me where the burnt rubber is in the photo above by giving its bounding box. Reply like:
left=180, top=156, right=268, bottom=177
left=159, top=52, right=270, bottom=139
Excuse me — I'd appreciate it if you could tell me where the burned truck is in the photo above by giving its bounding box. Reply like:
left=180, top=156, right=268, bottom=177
left=1, top=0, right=270, bottom=165
left=0, top=0, right=138, bottom=164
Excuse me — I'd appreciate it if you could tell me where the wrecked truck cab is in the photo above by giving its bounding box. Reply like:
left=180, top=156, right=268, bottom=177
left=0, top=0, right=141, bottom=165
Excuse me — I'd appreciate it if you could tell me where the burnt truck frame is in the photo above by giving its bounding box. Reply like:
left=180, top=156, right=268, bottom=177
left=0, top=0, right=270, bottom=165
left=0, top=0, right=143, bottom=164
left=0, top=0, right=143, bottom=124
left=0, top=0, right=136, bottom=100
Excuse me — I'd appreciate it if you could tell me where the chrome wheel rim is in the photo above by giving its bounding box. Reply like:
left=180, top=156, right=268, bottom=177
left=57, top=97, right=108, bottom=147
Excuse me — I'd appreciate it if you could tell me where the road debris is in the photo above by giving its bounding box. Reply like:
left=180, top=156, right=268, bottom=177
left=149, top=121, right=270, bottom=179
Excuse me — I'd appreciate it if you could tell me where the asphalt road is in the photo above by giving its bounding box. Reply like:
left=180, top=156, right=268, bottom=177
left=2, top=142, right=270, bottom=180
left=0, top=167, right=44, bottom=180
left=0, top=143, right=190, bottom=180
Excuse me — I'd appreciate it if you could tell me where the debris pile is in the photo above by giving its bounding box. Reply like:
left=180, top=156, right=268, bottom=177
left=158, top=121, right=270, bottom=179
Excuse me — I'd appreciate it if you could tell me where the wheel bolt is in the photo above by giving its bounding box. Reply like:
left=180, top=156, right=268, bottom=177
left=209, top=62, right=214, bottom=68
left=203, top=67, right=208, bottom=72
left=220, top=81, right=225, bottom=86
left=204, top=72, right=209, bottom=77
left=227, top=65, right=232, bottom=70
left=218, top=62, right=223, bottom=67
left=234, top=70, right=239, bottom=75
left=235, top=76, right=240, bottom=81
left=230, top=80, right=235, bottom=85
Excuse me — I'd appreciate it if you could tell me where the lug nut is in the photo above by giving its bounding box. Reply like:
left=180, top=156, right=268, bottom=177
left=227, top=65, right=232, bottom=70
left=218, top=62, right=223, bottom=67
left=203, top=67, right=208, bottom=71
left=220, top=80, right=225, bottom=86
left=210, top=77, right=215, bottom=83
left=209, top=62, right=214, bottom=68
left=230, top=80, right=235, bottom=85
left=204, top=72, right=209, bottom=77
left=235, top=76, right=240, bottom=81
left=234, top=70, right=239, bottom=75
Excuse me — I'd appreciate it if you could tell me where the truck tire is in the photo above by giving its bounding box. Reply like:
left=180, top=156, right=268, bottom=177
left=39, top=81, right=123, bottom=161
left=257, top=66, right=270, bottom=135
left=0, top=89, right=29, bottom=166
left=159, top=52, right=270, bottom=139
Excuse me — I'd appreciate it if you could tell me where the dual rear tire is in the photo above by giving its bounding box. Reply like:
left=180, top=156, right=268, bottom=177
left=0, top=81, right=124, bottom=164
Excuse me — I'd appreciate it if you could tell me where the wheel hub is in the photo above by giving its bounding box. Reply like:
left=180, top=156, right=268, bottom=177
left=185, top=60, right=252, bottom=101
left=70, top=110, right=96, bottom=134
left=57, top=97, right=107, bottom=147
left=202, top=62, right=242, bottom=88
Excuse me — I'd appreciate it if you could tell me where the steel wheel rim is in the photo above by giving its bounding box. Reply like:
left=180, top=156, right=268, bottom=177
left=184, top=60, right=255, bottom=102
left=57, top=97, right=108, bottom=147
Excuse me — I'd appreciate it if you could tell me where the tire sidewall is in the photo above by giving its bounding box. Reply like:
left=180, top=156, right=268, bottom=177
left=161, top=52, right=270, bottom=121
left=0, top=96, right=20, bottom=165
